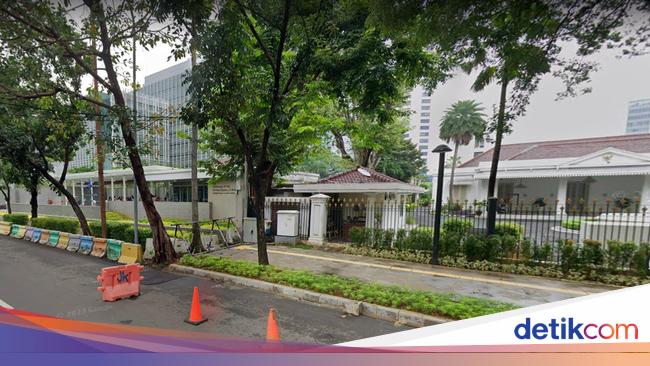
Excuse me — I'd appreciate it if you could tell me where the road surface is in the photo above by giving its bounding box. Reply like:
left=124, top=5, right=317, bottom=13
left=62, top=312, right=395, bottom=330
left=0, top=234, right=406, bottom=344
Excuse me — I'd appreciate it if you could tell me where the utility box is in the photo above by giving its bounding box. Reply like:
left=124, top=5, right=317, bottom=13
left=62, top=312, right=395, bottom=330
left=276, top=210, right=299, bottom=244
left=243, top=218, right=258, bottom=244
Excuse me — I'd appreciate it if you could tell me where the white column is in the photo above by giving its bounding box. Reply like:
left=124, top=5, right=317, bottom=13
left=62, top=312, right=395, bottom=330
left=308, top=194, right=330, bottom=245
left=557, top=178, right=568, bottom=213
left=72, top=182, right=76, bottom=204
left=111, top=178, right=115, bottom=201
left=122, top=177, right=126, bottom=201
left=80, top=181, right=85, bottom=206
left=365, top=194, right=376, bottom=229
left=640, top=175, right=650, bottom=209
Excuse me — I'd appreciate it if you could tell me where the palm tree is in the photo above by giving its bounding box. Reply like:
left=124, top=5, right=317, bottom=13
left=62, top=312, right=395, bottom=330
left=439, top=100, right=486, bottom=203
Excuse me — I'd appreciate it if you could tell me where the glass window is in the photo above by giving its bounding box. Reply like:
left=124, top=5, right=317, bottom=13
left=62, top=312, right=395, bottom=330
left=420, top=125, right=429, bottom=130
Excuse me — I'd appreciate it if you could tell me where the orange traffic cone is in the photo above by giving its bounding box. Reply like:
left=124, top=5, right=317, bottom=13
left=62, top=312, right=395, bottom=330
left=266, top=308, right=280, bottom=341
left=184, top=287, right=208, bottom=325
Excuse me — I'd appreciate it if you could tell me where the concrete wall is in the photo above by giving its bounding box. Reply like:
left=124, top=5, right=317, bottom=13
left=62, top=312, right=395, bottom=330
left=107, top=201, right=212, bottom=221
left=10, top=201, right=212, bottom=222
left=11, top=203, right=101, bottom=220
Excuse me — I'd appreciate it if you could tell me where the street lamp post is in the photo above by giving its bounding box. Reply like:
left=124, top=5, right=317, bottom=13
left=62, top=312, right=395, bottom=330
left=431, top=144, right=452, bottom=265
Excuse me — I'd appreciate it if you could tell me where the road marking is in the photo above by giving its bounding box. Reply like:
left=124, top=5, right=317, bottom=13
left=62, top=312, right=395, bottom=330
left=0, top=298, right=13, bottom=309
left=235, top=245, right=591, bottom=296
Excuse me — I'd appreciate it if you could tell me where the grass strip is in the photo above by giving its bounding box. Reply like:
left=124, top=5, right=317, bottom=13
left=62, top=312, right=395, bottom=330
left=179, top=254, right=518, bottom=320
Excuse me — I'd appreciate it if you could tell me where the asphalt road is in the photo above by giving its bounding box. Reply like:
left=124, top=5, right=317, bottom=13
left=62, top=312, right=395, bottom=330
left=0, top=234, right=406, bottom=344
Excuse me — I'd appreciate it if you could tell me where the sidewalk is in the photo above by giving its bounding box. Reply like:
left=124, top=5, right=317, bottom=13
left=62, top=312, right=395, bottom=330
left=211, top=244, right=618, bottom=307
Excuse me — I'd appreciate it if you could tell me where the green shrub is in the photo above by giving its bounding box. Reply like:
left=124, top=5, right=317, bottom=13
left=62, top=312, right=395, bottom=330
left=632, top=243, right=650, bottom=276
left=442, top=218, right=473, bottom=235
left=519, top=238, right=533, bottom=260
left=581, top=240, right=604, bottom=266
left=349, top=227, right=369, bottom=246
left=402, top=229, right=432, bottom=251
left=560, top=219, right=582, bottom=230
left=89, top=221, right=152, bottom=243
left=439, top=232, right=462, bottom=257
left=463, top=234, right=485, bottom=261
left=494, top=222, right=524, bottom=239
left=3, top=213, right=29, bottom=225
left=380, top=229, right=394, bottom=249
left=496, top=235, right=518, bottom=259
left=30, top=217, right=80, bottom=233
left=606, top=240, right=623, bottom=270
left=559, top=240, right=579, bottom=273
left=533, top=243, right=553, bottom=262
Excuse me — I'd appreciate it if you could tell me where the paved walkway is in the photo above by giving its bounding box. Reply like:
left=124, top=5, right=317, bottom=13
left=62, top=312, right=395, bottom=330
left=212, top=244, right=618, bottom=307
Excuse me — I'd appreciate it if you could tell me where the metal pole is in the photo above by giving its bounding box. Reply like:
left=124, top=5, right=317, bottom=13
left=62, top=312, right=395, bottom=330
left=431, top=144, right=451, bottom=265
left=132, top=29, right=139, bottom=245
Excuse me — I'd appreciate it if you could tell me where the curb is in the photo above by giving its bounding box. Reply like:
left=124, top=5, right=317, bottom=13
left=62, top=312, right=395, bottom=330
left=168, top=264, right=450, bottom=328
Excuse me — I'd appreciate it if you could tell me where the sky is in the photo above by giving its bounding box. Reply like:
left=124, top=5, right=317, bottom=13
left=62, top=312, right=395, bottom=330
left=137, top=41, right=650, bottom=145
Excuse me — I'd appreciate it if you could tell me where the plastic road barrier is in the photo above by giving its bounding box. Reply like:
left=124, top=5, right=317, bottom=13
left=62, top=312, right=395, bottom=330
left=32, top=228, right=42, bottom=243
left=48, top=231, right=60, bottom=247
left=79, top=236, right=93, bottom=255
left=38, top=230, right=50, bottom=245
left=67, top=234, right=81, bottom=252
left=172, top=238, right=190, bottom=254
left=118, top=243, right=142, bottom=264
left=106, top=239, right=122, bottom=261
left=0, top=221, right=10, bottom=236
left=23, top=226, right=33, bottom=241
left=56, top=232, right=70, bottom=250
left=90, top=238, right=107, bottom=258
left=96, top=264, right=144, bottom=302
left=11, top=224, right=26, bottom=239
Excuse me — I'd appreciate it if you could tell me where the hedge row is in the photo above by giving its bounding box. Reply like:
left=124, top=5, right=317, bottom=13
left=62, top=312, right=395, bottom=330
left=89, top=221, right=152, bottom=243
left=31, top=217, right=80, bottom=233
left=2, top=213, right=29, bottom=225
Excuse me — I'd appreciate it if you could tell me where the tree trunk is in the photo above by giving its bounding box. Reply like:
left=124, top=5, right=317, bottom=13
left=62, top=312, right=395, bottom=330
left=189, top=47, right=204, bottom=253
left=120, top=116, right=175, bottom=263
left=36, top=168, right=91, bottom=235
left=29, top=186, right=38, bottom=218
left=252, top=179, right=269, bottom=265
left=487, top=77, right=509, bottom=198
left=0, top=183, right=11, bottom=214
left=93, top=33, right=107, bottom=238
left=448, top=142, right=459, bottom=204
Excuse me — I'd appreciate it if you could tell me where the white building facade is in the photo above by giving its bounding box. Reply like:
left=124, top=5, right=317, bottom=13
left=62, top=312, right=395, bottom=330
left=446, top=134, right=650, bottom=211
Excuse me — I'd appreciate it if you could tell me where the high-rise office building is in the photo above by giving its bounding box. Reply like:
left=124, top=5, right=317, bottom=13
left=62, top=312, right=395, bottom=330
left=405, top=85, right=485, bottom=175
left=625, top=98, right=650, bottom=134
left=70, top=59, right=212, bottom=169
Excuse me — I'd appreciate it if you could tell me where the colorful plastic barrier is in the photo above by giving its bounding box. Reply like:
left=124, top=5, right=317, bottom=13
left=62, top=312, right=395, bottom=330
left=22, top=226, right=33, bottom=241
left=56, top=232, right=70, bottom=250
left=10, top=224, right=26, bottom=239
left=106, top=239, right=122, bottom=261
left=31, top=228, right=42, bottom=243
left=0, top=221, right=10, bottom=236
left=38, top=230, right=50, bottom=245
left=67, top=234, right=81, bottom=252
left=79, top=235, right=93, bottom=255
left=96, top=264, right=144, bottom=302
left=90, top=238, right=108, bottom=258
left=48, top=231, right=60, bottom=247
left=118, top=243, right=142, bottom=264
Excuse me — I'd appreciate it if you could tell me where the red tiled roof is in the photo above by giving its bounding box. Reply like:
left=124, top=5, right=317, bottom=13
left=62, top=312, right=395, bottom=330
left=460, top=134, right=650, bottom=168
left=318, top=168, right=405, bottom=184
